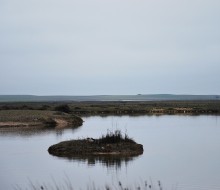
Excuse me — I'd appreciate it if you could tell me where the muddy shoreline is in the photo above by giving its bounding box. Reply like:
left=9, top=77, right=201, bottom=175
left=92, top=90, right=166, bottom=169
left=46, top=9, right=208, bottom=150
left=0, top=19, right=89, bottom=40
left=0, top=110, right=83, bottom=129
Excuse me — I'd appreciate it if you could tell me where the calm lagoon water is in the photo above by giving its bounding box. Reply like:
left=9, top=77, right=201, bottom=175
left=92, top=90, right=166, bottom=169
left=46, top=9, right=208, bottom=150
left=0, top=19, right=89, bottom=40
left=0, top=115, right=220, bottom=190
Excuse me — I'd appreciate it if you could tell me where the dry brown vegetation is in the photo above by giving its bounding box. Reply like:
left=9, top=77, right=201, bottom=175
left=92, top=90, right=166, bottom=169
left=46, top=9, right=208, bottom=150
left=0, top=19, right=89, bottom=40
left=0, top=101, right=220, bottom=116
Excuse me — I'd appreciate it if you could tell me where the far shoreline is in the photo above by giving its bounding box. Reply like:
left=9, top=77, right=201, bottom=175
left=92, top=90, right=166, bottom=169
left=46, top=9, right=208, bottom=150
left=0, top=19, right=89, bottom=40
left=0, top=100, right=219, bottom=116
left=0, top=100, right=219, bottom=130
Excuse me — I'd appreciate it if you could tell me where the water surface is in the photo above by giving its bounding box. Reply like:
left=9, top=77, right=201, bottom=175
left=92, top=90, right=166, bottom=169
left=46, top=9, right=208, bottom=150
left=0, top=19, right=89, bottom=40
left=0, top=115, right=220, bottom=189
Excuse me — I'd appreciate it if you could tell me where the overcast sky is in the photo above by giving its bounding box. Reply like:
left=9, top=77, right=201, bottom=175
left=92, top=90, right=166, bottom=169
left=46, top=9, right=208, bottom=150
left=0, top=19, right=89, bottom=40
left=0, top=0, right=220, bottom=95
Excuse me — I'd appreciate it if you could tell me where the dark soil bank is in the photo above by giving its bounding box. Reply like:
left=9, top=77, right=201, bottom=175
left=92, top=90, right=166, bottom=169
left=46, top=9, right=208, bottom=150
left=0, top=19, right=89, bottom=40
left=48, top=139, right=144, bottom=157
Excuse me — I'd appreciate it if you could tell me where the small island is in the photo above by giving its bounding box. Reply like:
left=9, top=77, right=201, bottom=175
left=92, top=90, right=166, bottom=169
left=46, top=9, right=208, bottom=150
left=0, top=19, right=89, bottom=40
left=48, top=130, right=143, bottom=157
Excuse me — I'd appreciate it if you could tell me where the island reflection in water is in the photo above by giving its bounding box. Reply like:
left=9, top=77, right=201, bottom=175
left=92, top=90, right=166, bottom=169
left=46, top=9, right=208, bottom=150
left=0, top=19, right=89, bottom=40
left=50, top=154, right=141, bottom=169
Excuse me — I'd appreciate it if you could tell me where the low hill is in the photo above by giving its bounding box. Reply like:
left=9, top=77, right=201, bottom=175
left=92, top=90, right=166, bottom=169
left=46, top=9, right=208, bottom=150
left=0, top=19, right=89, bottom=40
left=0, top=94, right=220, bottom=102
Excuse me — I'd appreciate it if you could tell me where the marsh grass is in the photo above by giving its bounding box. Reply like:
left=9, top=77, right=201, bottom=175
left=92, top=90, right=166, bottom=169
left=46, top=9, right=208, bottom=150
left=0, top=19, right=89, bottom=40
left=54, top=104, right=71, bottom=113
left=97, top=130, right=135, bottom=144
left=2, top=100, right=220, bottom=116
left=42, top=118, right=57, bottom=127
left=14, top=179, right=164, bottom=190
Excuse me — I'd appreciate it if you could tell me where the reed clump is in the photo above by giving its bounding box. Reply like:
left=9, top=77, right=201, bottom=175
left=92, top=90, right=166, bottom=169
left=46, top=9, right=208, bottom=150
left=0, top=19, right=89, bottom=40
left=97, top=130, right=135, bottom=144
